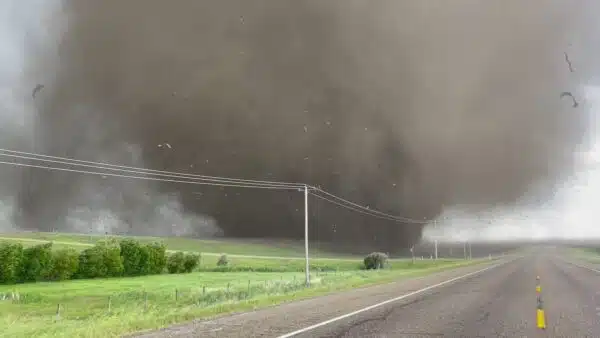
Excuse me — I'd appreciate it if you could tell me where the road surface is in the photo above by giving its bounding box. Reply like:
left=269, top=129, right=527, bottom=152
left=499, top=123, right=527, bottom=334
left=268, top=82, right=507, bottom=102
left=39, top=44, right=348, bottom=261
left=134, top=251, right=600, bottom=337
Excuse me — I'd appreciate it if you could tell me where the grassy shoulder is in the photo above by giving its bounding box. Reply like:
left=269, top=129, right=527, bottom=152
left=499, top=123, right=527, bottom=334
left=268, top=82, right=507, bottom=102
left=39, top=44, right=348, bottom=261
left=0, top=258, right=489, bottom=338
left=568, top=247, right=600, bottom=263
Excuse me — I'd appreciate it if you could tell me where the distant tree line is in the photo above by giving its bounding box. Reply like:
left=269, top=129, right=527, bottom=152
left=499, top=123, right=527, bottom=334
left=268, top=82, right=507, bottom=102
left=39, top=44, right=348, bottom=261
left=0, top=239, right=199, bottom=285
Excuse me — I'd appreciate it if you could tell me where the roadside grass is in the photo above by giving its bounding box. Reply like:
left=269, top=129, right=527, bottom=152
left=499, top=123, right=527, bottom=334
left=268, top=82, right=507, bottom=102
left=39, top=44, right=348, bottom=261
left=569, top=248, right=600, bottom=263
left=0, top=258, right=488, bottom=338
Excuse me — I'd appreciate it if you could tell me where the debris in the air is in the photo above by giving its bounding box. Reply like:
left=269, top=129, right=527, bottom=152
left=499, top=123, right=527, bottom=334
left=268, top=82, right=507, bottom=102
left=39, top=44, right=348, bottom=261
left=564, top=52, right=574, bottom=72
left=560, top=91, right=579, bottom=108
left=304, top=157, right=309, bottom=160
left=240, top=16, right=244, bottom=24
left=157, top=143, right=172, bottom=149
left=32, top=84, right=44, bottom=98
left=325, top=121, right=331, bottom=126
left=303, top=125, right=308, bottom=133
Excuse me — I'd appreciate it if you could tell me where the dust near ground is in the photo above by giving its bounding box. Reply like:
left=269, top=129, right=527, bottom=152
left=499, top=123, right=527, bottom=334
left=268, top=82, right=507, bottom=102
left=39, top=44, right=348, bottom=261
left=13, top=1, right=595, bottom=252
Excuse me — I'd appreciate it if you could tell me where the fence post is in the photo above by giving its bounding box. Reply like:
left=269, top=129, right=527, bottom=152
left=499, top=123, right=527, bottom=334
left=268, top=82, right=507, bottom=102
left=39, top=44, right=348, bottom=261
left=108, top=296, right=112, bottom=313
left=175, top=289, right=179, bottom=302
left=144, top=292, right=148, bottom=311
left=56, top=303, right=61, bottom=320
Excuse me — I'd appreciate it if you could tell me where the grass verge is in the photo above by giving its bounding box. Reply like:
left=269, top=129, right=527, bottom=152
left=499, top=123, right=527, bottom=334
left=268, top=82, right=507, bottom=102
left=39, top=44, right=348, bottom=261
left=0, top=259, right=488, bottom=338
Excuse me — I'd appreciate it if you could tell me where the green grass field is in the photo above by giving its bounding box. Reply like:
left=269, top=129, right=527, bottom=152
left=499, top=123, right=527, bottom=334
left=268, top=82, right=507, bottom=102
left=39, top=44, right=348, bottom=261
left=0, top=232, right=358, bottom=259
left=0, top=232, right=489, bottom=337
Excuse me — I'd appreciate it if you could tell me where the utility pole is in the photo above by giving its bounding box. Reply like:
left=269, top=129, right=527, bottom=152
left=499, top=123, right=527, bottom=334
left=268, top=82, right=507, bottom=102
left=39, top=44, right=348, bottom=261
left=468, top=241, right=472, bottom=260
left=463, top=241, right=467, bottom=260
left=433, top=219, right=438, bottom=260
left=304, top=185, right=310, bottom=287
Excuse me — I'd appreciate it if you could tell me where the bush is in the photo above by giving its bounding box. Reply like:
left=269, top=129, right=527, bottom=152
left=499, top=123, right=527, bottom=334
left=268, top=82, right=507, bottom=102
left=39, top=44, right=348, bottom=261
left=77, top=241, right=124, bottom=279
left=0, top=242, right=23, bottom=284
left=47, top=248, right=79, bottom=281
left=120, top=239, right=145, bottom=276
left=183, top=253, right=200, bottom=273
left=217, top=254, right=228, bottom=267
left=167, top=251, right=185, bottom=274
left=363, top=252, right=389, bottom=270
left=140, top=242, right=167, bottom=275
left=19, top=242, right=53, bottom=282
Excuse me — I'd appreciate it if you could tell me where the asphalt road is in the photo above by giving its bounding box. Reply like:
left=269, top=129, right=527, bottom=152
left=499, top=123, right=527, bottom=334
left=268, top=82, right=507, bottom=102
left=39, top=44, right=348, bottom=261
left=134, top=251, right=600, bottom=338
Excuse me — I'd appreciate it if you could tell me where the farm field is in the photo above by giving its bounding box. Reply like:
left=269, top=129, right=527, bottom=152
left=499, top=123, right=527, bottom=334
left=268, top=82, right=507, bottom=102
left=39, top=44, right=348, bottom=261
left=0, top=232, right=487, bottom=337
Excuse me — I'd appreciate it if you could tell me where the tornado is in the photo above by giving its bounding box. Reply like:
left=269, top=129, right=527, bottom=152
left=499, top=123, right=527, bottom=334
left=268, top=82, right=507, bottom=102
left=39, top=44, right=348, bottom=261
left=11, top=0, right=594, bottom=252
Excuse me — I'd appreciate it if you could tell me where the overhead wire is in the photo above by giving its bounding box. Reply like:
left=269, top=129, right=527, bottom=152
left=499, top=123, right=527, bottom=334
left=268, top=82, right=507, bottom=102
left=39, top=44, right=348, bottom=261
left=0, top=148, right=304, bottom=188
left=0, top=148, right=432, bottom=224
left=309, top=187, right=428, bottom=223
left=0, top=160, right=301, bottom=191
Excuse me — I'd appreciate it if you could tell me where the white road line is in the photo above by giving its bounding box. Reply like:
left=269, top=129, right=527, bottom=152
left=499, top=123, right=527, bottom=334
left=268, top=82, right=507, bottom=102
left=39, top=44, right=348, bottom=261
left=276, top=257, right=517, bottom=338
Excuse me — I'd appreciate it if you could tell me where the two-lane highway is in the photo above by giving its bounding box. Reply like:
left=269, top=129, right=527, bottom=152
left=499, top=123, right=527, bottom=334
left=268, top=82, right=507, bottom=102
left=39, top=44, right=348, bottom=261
left=135, top=251, right=600, bottom=337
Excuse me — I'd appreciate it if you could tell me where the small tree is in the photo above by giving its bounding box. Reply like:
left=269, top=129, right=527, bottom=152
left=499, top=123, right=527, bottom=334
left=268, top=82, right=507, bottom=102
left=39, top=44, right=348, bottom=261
left=363, top=252, right=389, bottom=270
left=19, top=242, right=53, bottom=282
left=77, top=241, right=124, bottom=279
left=140, top=242, right=167, bottom=275
left=217, top=254, right=228, bottom=267
left=47, top=248, right=79, bottom=281
left=120, top=239, right=144, bottom=276
left=183, top=253, right=200, bottom=273
left=167, top=252, right=185, bottom=274
left=0, top=242, right=23, bottom=284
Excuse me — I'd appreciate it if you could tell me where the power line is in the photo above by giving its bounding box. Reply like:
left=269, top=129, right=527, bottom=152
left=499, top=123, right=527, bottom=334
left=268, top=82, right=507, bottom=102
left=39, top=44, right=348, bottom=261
left=0, top=148, right=304, bottom=188
left=0, top=160, right=302, bottom=191
left=310, top=187, right=428, bottom=223
left=309, top=191, right=417, bottom=223
left=0, top=148, right=430, bottom=224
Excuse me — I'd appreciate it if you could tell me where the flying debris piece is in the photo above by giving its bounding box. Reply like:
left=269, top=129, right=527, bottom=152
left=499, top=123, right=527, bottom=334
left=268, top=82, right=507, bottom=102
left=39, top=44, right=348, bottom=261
left=303, top=125, right=308, bottom=133
left=564, top=52, right=574, bottom=72
left=158, top=142, right=172, bottom=149
left=32, top=84, right=44, bottom=98
left=560, top=91, right=579, bottom=108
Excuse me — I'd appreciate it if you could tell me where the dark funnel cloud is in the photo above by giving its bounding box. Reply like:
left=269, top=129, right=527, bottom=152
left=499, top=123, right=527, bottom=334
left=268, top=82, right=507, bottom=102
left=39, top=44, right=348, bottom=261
left=14, top=0, right=592, bottom=252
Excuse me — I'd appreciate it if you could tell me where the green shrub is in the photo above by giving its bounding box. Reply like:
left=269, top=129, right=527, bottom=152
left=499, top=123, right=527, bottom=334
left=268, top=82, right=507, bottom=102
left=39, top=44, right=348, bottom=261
left=47, top=248, right=79, bottom=281
left=217, top=254, right=228, bottom=267
left=19, top=242, right=53, bottom=282
left=140, top=242, right=167, bottom=275
left=120, top=239, right=144, bottom=276
left=183, top=253, right=200, bottom=273
left=363, top=252, right=389, bottom=270
left=77, top=241, right=124, bottom=279
left=167, top=251, right=185, bottom=274
left=0, top=242, right=23, bottom=284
